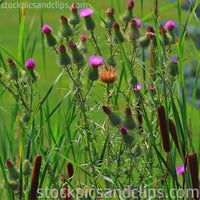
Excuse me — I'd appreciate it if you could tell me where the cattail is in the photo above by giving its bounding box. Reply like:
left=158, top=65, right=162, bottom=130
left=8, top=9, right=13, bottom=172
left=66, top=161, right=74, bottom=182
left=30, top=155, right=42, bottom=200
left=157, top=105, right=170, bottom=153
left=169, top=119, right=181, bottom=155
left=188, top=152, right=199, bottom=200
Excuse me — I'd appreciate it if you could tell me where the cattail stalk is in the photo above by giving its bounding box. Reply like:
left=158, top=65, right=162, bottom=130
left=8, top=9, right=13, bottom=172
left=66, top=161, right=74, bottom=182
left=30, top=155, right=42, bottom=200
left=188, top=152, right=199, bottom=200
left=157, top=105, right=170, bottom=153
left=169, top=119, right=181, bottom=155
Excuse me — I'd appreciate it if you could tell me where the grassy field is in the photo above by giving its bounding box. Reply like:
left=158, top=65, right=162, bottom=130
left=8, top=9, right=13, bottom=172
left=0, top=0, right=200, bottom=199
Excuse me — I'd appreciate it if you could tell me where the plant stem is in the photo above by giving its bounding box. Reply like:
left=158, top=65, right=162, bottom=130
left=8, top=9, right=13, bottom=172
left=91, top=31, right=102, bottom=56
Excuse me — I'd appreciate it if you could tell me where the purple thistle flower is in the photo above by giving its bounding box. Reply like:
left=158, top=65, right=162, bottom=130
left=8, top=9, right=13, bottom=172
left=79, top=8, right=94, bottom=17
left=165, top=20, right=176, bottom=31
left=89, top=55, right=104, bottom=67
left=133, top=18, right=141, bottom=28
left=176, top=164, right=187, bottom=175
left=41, top=24, right=52, bottom=34
left=25, top=58, right=35, bottom=70
left=120, top=127, right=128, bottom=135
left=133, top=83, right=142, bottom=91
left=172, top=56, right=178, bottom=64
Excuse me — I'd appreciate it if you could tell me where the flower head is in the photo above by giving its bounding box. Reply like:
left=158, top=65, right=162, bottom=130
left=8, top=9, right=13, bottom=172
left=67, top=41, right=77, bottom=50
left=58, top=44, right=66, bottom=53
left=112, top=22, right=120, bottom=31
left=42, top=24, right=52, bottom=34
left=159, top=24, right=167, bottom=34
left=5, top=159, right=14, bottom=168
left=105, top=7, right=115, bottom=15
left=25, top=58, right=35, bottom=70
left=102, top=106, right=111, bottom=115
left=89, top=55, right=104, bottom=67
left=70, top=2, right=78, bottom=12
left=79, top=8, right=94, bottom=17
left=127, top=0, right=134, bottom=9
left=165, top=20, right=176, bottom=31
left=176, top=164, right=186, bottom=175
left=132, top=18, right=141, bottom=28
left=7, top=58, right=16, bottom=67
left=99, top=66, right=117, bottom=84
left=133, top=83, right=142, bottom=91
left=60, top=16, right=68, bottom=23
left=172, top=56, right=178, bottom=64
left=79, top=33, right=88, bottom=42
left=120, top=127, right=128, bottom=135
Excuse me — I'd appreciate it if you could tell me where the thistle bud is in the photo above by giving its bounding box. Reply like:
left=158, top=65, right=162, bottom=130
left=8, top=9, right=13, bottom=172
left=22, top=159, right=32, bottom=176
left=120, top=127, right=134, bottom=145
left=103, top=106, right=121, bottom=127
left=67, top=41, right=84, bottom=66
left=121, top=0, right=134, bottom=23
left=159, top=24, right=171, bottom=46
left=168, top=57, right=179, bottom=77
left=107, top=57, right=116, bottom=67
left=112, top=22, right=125, bottom=44
left=78, top=33, right=88, bottom=55
left=69, top=3, right=80, bottom=25
left=157, top=105, right=171, bottom=153
left=60, top=16, right=73, bottom=39
left=42, top=24, right=57, bottom=47
left=20, top=112, right=31, bottom=123
left=132, top=144, right=142, bottom=157
left=138, top=36, right=150, bottom=48
left=8, top=181, right=19, bottom=191
left=123, top=107, right=136, bottom=130
left=57, top=44, right=71, bottom=66
left=5, top=159, right=19, bottom=180
left=103, top=7, right=116, bottom=29
left=126, top=19, right=140, bottom=41
left=7, top=58, right=19, bottom=80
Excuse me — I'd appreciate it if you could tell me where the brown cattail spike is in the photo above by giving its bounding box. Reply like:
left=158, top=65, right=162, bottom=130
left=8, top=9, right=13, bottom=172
left=188, top=153, right=199, bottom=200
left=30, top=155, right=42, bottom=200
left=169, top=119, right=181, bottom=155
left=66, top=161, right=74, bottom=182
left=157, top=105, right=171, bottom=152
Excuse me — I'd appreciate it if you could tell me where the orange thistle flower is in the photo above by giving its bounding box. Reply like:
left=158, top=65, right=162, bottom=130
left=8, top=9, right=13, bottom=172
left=99, top=66, right=117, bottom=84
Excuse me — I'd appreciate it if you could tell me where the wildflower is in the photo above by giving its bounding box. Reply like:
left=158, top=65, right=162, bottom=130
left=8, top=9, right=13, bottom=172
left=159, top=24, right=171, bottom=46
left=79, top=8, right=95, bottom=31
left=165, top=20, right=176, bottom=31
left=103, top=7, right=116, bottom=29
left=157, top=105, right=171, bottom=153
left=60, top=16, right=73, bottom=39
left=99, top=66, right=117, bottom=84
left=112, top=22, right=125, bottom=44
left=30, top=155, right=42, bottom=200
left=67, top=41, right=84, bottom=66
left=133, top=83, right=142, bottom=91
left=120, top=126, right=135, bottom=145
left=123, top=107, right=136, bottom=130
left=22, top=159, right=32, bottom=176
left=176, top=164, right=186, bottom=175
left=168, top=56, right=179, bottom=77
left=188, top=152, right=199, bottom=199
left=57, top=44, right=71, bottom=66
left=25, top=58, right=35, bottom=70
left=88, top=55, right=104, bottom=81
left=69, top=2, right=80, bottom=26
left=102, top=106, right=121, bottom=127
left=133, top=18, right=141, bottom=28
left=42, top=24, right=57, bottom=47
left=165, top=20, right=176, bottom=44
left=24, top=58, right=38, bottom=82
left=126, top=19, right=140, bottom=41
left=121, top=0, right=135, bottom=23
left=169, top=119, right=181, bottom=155
left=5, top=159, right=19, bottom=180
left=66, top=161, right=74, bottom=182
left=7, top=58, right=19, bottom=80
